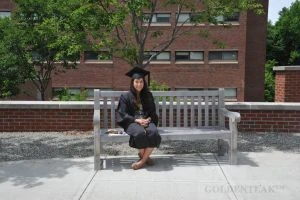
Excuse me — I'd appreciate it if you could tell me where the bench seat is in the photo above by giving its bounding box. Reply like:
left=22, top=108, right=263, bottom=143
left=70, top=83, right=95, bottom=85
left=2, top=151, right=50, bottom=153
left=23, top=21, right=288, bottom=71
left=100, top=127, right=231, bottom=142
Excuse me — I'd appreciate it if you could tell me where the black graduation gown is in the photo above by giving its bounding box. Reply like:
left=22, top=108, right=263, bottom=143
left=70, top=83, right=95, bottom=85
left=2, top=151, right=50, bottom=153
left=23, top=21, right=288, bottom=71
left=117, top=91, right=161, bottom=149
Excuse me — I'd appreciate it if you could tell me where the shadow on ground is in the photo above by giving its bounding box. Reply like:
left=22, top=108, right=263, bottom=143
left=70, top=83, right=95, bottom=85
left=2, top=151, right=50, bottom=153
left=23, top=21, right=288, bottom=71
left=101, top=152, right=259, bottom=172
left=0, top=158, right=93, bottom=188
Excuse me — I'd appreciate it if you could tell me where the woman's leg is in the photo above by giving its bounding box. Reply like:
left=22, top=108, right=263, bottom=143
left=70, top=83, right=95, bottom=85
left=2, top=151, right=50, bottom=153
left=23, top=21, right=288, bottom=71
left=141, top=148, right=154, bottom=162
left=138, top=149, right=145, bottom=158
left=132, top=148, right=154, bottom=170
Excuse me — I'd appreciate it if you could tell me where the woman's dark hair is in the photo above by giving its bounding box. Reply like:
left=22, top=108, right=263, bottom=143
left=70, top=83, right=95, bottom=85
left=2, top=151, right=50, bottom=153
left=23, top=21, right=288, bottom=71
left=130, top=78, right=152, bottom=107
left=130, top=77, right=149, bottom=97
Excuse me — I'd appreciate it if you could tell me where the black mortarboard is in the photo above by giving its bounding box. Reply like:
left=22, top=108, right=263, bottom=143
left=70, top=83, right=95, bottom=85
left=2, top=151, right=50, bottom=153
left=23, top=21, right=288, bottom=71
left=125, top=66, right=150, bottom=84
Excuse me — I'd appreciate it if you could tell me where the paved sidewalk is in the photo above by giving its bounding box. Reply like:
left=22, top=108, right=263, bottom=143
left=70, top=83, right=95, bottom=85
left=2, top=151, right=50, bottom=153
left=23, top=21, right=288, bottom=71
left=0, top=151, right=299, bottom=200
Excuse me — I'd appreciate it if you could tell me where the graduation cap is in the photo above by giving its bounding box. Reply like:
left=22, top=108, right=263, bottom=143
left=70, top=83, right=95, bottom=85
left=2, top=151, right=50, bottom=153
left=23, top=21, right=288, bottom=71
left=125, top=66, right=150, bottom=84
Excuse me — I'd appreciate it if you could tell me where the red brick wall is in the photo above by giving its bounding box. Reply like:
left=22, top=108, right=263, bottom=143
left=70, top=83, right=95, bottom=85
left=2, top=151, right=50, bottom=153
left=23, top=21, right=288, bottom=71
left=0, top=0, right=13, bottom=9
left=0, top=109, right=93, bottom=132
left=275, top=71, right=285, bottom=102
left=234, top=110, right=300, bottom=132
left=1, top=103, right=299, bottom=132
left=275, top=68, right=300, bottom=102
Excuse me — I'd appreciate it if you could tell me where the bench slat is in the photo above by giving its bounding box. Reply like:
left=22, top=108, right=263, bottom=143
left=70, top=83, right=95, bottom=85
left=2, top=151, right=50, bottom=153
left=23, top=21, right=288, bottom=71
left=197, top=96, right=202, bottom=128
left=155, top=97, right=159, bottom=117
left=212, top=96, right=216, bottom=126
left=218, top=88, right=225, bottom=127
left=191, top=97, right=195, bottom=128
left=169, top=97, right=174, bottom=127
left=111, top=98, right=116, bottom=128
left=184, top=96, right=188, bottom=128
left=205, top=96, right=209, bottom=127
left=176, top=96, right=180, bottom=127
left=162, top=97, right=166, bottom=127
left=103, top=97, right=108, bottom=129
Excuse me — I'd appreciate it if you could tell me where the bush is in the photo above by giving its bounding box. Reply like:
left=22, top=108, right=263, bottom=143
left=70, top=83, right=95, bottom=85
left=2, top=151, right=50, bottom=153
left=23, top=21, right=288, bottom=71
left=54, top=88, right=88, bottom=101
left=149, top=80, right=170, bottom=91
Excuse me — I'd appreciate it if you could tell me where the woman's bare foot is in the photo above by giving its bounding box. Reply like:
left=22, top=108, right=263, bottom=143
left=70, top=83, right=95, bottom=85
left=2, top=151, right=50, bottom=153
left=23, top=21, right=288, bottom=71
left=131, top=160, right=145, bottom=170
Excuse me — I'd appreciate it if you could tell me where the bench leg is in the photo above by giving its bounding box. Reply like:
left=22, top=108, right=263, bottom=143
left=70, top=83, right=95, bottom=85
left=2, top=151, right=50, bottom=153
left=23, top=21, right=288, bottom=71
left=94, top=130, right=101, bottom=171
left=229, top=119, right=238, bottom=165
left=217, top=139, right=228, bottom=156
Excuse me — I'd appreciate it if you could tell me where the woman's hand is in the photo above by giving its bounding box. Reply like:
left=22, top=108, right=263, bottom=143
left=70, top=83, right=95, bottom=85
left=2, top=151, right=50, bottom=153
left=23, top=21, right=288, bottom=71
left=135, top=118, right=150, bottom=127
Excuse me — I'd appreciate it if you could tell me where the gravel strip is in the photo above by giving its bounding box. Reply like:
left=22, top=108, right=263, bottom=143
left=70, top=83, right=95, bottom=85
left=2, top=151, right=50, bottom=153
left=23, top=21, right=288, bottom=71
left=1, top=131, right=300, bottom=162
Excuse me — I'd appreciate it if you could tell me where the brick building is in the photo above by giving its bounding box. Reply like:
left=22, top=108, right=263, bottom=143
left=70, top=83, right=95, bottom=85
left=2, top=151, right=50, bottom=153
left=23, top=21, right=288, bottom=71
left=1, top=0, right=269, bottom=101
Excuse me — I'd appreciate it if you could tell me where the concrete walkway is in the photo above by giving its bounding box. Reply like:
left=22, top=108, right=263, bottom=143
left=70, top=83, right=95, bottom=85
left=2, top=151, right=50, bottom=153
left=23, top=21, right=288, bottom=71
left=0, top=151, right=299, bottom=200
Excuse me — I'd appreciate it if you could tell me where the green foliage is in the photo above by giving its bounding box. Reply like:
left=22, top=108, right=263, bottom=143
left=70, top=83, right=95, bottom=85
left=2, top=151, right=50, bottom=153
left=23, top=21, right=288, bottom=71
left=0, top=18, right=32, bottom=98
left=267, top=0, right=300, bottom=65
left=265, top=1, right=300, bottom=101
left=264, top=60, right=277, bottom=102
left=149, top=80, right=170, bottom=91
left=0, top=0, right=114, bottom=100
left=54, top=88, right=88, bottom=101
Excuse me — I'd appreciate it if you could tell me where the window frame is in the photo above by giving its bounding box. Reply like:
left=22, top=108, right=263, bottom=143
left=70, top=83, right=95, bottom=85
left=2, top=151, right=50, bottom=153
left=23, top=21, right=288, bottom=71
left=143, top=51, right=171, bottom=62
left=175, top=51, right=204, bottom=62
left=143, top=13, right=171, bottom=26
left=0, top=11, right=11, bottom=18
left=83, top=51, right=113, bottom=63
left=208, top=50, right=238, bottom=63
left=213, top=12, right=240, bottom=25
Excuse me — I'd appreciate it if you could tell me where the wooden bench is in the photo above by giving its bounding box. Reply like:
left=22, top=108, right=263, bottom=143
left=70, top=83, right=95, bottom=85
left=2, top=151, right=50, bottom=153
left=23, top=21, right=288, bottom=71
left=93, top=88, right=241, bottom=170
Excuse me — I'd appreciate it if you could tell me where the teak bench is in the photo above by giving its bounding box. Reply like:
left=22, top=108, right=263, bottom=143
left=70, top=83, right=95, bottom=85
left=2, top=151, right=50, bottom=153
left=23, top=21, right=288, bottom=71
left=93, top=88, right=241, bottom=170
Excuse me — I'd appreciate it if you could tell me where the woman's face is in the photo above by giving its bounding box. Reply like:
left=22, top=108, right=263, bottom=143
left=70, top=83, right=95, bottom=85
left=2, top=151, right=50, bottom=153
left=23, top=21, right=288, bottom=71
left=133, top=78, right=144, bottom=92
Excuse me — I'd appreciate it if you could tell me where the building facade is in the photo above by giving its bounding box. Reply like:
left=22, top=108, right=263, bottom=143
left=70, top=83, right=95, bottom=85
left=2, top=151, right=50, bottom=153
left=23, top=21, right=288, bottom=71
left=1, top=0, right=268, bottom=101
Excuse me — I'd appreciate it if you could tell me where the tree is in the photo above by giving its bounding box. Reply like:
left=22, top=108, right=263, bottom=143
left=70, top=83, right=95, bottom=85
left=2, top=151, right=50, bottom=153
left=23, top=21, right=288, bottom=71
left=96, top=0, right=264, bottom=68
left=0, top=17, right=32, bottom=98
left=0, top=0, right=114, bottom=100
left=267, top=0, right=300, bottom=65
left=265, top=0, right=300, bottom=101
left=264, top=59, right=277, bottom=102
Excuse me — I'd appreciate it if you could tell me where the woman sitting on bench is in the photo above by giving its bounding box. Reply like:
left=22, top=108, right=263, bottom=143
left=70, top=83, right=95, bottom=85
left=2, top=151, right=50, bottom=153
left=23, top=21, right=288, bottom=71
left=117, top=67, right=161, bottom=170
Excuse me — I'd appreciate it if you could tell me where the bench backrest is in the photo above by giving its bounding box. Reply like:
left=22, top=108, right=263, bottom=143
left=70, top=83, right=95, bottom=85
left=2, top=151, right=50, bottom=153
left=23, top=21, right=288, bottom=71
left=94, top=89, right=225, bottom=129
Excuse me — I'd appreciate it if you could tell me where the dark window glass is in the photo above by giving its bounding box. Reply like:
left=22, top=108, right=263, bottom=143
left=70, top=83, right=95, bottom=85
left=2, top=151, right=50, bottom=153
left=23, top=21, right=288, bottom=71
left=209, top=51, right=238, bottom=61
left=143, top=13, right=170, bottom=23
left=156, top=14, right=170, bottom=23
left=84, top=51, right=112, bottom=61
left=144, top=51, right=170, bottom=61
left=175, top=52, right=189, bottom=61
left=175, top=51, right=204, bottom=61
left=225, top=12, right=239, bottom=22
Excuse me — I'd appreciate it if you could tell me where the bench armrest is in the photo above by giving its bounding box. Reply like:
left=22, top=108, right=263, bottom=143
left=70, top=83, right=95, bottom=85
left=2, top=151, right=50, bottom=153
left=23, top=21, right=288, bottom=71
left=221, top=108, right=241, bottom=123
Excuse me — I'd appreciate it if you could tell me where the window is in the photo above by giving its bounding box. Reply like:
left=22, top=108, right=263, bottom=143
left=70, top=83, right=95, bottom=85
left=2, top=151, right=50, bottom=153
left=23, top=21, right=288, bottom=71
left=0, top=11, right=11, bottom=18
left=209, top=51, right=238, bottom=61
left=144, top=13, right=171, bottom=23
left=215, top=13, right=239, bottom=23
left=177, top=12, right=202, bottom=23
left=86, top=88, right=112, bottom=98
left=175, top=88, right=237, bottom=99
left=84, top=51, right=112, bottom=62
left=175, top=51, right=204, bottom=61
left=225, top=88, right=237, bottom=99
left=144, top=51, right=171, bottom=61
left=177, top=13, right=190, bottom=23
